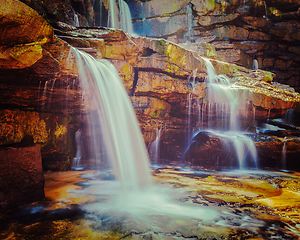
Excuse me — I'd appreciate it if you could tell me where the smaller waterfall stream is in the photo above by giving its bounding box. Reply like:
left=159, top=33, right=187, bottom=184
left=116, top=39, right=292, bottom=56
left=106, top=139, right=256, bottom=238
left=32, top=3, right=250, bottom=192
left=107, top=0, right=134, bottom=34
left=184, top=58, right=258, bottom=169
left=148, top=124, right=162, bottom=166
left=119, top=0, right=134, bottom=34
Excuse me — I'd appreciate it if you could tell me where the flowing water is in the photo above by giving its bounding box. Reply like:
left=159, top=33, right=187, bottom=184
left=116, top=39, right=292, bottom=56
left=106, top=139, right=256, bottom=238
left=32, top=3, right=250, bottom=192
left=186, top=3, right=193, bottom=41
left=72, top=129, right=84, bottom=170
left=107, top=0, right=134, bottom=34
left=67, top=48, right=267, bottom=235
left=148, top=124, right=162, bottom=165
left=71, top=48, right=151, bottom=191
left=119, top=0, right=134, bottom=34
left=184, top=58, right=258, bottom=169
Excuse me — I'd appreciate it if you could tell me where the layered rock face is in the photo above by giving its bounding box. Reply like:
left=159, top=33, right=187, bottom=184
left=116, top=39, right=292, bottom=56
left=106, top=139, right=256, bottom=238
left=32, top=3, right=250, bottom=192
left=128, top=0, right=300, bottom=93
left=1, top=0, right=300, bottom=175
left=18, top=0, right=300, bottom=91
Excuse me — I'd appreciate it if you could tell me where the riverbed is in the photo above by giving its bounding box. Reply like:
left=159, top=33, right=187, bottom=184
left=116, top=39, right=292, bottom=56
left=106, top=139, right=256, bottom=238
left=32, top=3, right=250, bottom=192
left=1, top=167, right=300, bottom=239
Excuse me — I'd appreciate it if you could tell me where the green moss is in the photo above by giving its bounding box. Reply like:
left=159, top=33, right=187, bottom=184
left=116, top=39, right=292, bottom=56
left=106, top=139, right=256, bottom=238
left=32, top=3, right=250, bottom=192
left=269, top=7, right=283, bottom=18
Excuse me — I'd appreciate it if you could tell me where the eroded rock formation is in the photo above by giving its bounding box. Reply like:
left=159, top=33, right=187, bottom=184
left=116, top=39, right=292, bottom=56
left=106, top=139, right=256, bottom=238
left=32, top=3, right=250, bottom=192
left=128, top=0, right=300, bottom=93
left=0, top=0, right=300, bottom=175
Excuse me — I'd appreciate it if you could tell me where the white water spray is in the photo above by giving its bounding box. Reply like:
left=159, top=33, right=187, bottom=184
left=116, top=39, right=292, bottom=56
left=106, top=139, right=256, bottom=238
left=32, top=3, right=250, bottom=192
left=71, top=48, right=151, bottom=191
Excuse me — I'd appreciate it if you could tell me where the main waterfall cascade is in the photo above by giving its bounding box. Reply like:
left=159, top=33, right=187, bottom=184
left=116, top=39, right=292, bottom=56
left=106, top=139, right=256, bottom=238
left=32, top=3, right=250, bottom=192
left=71, top=48, right=151, bottom=191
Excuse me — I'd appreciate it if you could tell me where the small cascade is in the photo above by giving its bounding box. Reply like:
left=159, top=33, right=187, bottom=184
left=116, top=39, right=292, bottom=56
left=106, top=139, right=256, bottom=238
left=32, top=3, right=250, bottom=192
left=74, top=12, right=79, bottom=27
left=253, top=59, right=259, bottom=70
left=185, top=69, right=199, bottom=160
left=203, top=58, right=240, bottom=130
left=186, top=3, right=194, bottom=41
left=107, top=0, right=117, bottom=29
left=282, top=139, right=287, bottom=170
left=72, top=129, right=84, bottom=170
left=184, top=58, right=258, bottom=169
left=41, top=80, right=48, bottom=113
left=263, top=1, right=268, bottom=19
left=148, top=124, right=162, bottom=166
left=107, top=0, right=134, bottom=34
left=99, top=0, right=103, bottom=26
left=119, top=0, right=134, bottom=34
left=285, top=108, right=294, bottom=125
left=70, top=48, right=151, bottom=191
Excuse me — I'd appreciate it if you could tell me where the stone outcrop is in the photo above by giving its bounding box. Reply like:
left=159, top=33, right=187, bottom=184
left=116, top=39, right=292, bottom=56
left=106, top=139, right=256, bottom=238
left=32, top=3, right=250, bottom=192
left=0, top=0, right=54, bottom=69
left=1, top=0, right=300, bottom=173
left=127, top=0, right=300, bottom=93
left=18, top=0, right=300, bottom=92
left=0, top=145, right=45, bottom=210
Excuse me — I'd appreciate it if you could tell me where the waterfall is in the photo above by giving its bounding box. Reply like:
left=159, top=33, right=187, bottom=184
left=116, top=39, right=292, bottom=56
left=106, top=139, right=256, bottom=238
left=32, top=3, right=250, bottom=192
left=184, top=58, right=258, bottom=169
left=99, top=0, right=103, bottom=26
left=253, top=59, right=259, bottom=70
left=186, top=3, right=193, bottom=41
left=204, top=58, right=240, bottom=130
left=148, top=124, right=162, bottom=165
left=107, top=0, right=118, bottom=29
left=119, top=0, right=134, bottom=34
left=71, top=47, right=151, bottom=191
left=282, top=138, right=287, bottom=170
left=107, top=0, right=134, bottom=34
left=72, top=129, right=84, bottom=169
left=74, top=12, right=79, bottom=27
left=203, top=58, right=258, bottom=169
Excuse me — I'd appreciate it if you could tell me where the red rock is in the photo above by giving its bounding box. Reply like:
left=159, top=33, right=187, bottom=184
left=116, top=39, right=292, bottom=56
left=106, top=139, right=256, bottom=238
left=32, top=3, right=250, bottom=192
left=0, top=145, right=44, bottom=210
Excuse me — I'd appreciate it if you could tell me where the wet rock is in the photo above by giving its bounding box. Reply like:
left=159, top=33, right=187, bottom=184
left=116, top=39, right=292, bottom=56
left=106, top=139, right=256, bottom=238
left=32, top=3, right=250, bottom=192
left=0, top=145, right=44, bottom=210
left=1, top=1, right=300, bottom=172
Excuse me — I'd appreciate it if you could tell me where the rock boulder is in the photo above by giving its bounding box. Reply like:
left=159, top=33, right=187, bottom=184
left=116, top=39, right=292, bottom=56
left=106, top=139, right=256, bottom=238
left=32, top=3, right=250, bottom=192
left=0, top=145, right=44, bottom=210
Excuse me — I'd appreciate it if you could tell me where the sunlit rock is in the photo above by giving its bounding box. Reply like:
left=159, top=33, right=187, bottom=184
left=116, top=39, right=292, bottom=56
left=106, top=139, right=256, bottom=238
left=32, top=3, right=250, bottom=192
left=0, top=0, right=54, bottom=69
left=135, top=71, right=206, bottom=104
